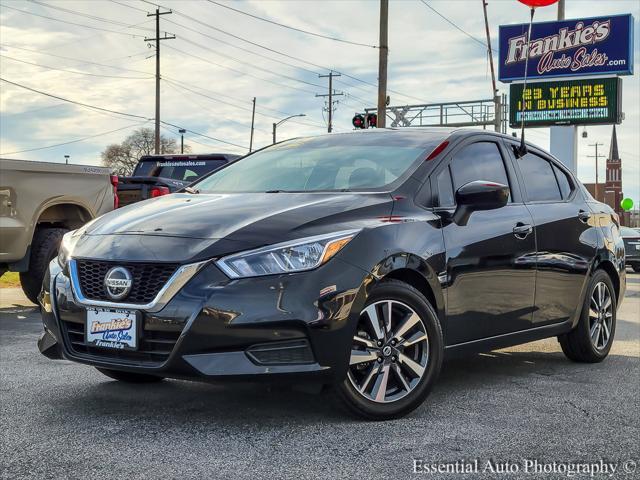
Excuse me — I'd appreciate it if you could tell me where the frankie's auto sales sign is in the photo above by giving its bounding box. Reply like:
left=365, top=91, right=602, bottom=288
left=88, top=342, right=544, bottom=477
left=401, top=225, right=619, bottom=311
left=499, top=14, right=634, bottom=82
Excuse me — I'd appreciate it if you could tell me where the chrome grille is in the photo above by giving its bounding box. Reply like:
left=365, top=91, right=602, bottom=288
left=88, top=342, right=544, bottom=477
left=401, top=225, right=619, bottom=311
left=75, top=260, right=178, bottom=303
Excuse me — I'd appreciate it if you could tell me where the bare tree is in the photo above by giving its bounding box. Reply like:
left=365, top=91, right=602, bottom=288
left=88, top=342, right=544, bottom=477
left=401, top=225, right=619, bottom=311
left=101, top=128, right=190, bottom=175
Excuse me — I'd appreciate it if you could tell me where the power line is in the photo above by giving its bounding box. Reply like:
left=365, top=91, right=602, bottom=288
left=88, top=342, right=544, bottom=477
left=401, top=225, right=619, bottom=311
left=150, top=6, right=384, bottom=102
left=163, top=43, right=316, bottom=96
left=0, top=54, right=153, bottom=80
left=418, top=0, right=494, bottom=52
left=206, top=0, right=378, bottom=49
left=162, top=77, right=324, bottom=129
left=166, top=39, right=325, bottom=91
left=1, top=3, right=148, bottom=38
left=0, top=77, right=247, bottom=149
left=108, top=0, right=150, bottom=14
left=0, top=78, right=150, bottom=120
left=0, top=44, right=151, bottom=74
left=0, top=42, right=323, bottom=128
left=29, top=0, right=154, bottom=32
left=139, top=0, right=428, bottom=104
left=161, top=80, right=271, bottom=135
left=0, top=121, right=149, bottom=155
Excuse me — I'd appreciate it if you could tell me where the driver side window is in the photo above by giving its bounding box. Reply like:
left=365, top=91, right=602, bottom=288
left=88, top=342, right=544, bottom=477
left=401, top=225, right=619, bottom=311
left=449, top=141, right=511, bottom=203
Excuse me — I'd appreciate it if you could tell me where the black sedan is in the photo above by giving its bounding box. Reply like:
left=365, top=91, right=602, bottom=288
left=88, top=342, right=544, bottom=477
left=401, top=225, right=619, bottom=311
left=39, top=129, right=626, bottom=419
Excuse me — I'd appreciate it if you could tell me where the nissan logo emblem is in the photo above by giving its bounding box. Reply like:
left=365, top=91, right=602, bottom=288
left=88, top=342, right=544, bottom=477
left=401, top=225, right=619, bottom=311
left=104, top=266, right=133, bottom=300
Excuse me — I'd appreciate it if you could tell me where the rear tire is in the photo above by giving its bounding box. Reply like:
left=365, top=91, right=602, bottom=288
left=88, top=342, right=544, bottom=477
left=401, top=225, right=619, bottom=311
left=96, top=367, right=164, bottom=383
left=20, top=227, right=68, bottom=304
left=558, top=269, right=616, bottom=363
left=336, top=280, right=443, bottom=420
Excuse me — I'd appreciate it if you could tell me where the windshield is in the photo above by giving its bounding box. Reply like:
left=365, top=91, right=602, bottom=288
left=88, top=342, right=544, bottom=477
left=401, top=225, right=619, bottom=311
left=134, top=159, right=227, bottom=182
left=193, top=134, right=437, bottom=193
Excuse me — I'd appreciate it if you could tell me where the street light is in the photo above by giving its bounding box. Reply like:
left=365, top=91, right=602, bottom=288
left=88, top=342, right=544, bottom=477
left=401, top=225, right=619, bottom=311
left=178, top=128, right=186, bottom=154
left=272, top=114, right=305, bottom=144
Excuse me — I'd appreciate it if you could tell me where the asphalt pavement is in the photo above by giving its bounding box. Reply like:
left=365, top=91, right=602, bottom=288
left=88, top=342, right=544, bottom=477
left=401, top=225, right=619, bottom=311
left=1, top=274, right=638, bottom=479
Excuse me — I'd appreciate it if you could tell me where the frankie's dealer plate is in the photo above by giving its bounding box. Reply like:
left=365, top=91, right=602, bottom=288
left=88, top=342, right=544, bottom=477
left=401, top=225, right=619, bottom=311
left=86, top=308, right=138, bottom=350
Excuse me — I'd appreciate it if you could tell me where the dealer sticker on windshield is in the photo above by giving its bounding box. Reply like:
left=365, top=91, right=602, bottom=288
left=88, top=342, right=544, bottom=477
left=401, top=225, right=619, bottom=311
left=86, top=308, right=138, bottom=350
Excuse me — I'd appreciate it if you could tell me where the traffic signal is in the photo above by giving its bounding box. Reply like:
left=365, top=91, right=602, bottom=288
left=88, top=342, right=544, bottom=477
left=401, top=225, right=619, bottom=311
left=366, top=113, right=377, bottom=128
left=352, top=113, right=377, bottom=129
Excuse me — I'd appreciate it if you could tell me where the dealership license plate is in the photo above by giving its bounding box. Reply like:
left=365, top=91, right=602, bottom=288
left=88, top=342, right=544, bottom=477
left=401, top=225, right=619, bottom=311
left=86, top=308, right=138, bottom=350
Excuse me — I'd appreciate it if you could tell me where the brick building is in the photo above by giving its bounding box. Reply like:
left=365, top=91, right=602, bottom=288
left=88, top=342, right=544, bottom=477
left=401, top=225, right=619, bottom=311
left=583, top=125, right=628, bottom=225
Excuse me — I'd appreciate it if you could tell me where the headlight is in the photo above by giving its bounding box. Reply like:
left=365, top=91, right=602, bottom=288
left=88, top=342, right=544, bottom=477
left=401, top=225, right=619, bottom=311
left=57, top=230, right=77, bottom=269
left=216, top=230, right=359, bottom=278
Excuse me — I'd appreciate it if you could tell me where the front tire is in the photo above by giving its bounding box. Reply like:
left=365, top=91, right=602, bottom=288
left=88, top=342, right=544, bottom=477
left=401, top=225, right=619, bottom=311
left=336, top=280, right=443, bottom=420
left=632, top=264, right=640, bottom=273
left=558, top=269, right=617, bottom=363
left=20, top=227, right=68, bottom=304
left=96, top=367, right=164, bottom=383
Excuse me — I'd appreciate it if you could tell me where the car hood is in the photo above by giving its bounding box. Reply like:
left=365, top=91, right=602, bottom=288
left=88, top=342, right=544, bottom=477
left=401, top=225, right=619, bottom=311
left=74, top=192, right=395, bottom=263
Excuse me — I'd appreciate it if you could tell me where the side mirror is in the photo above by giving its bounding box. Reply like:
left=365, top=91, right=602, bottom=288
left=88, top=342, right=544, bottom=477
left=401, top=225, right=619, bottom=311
left=452, top=180, right=509, bottom=226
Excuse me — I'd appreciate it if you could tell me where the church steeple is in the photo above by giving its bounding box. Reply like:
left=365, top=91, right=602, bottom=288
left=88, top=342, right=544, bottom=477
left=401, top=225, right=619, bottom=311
left=609, top=125, right=620, bottom=161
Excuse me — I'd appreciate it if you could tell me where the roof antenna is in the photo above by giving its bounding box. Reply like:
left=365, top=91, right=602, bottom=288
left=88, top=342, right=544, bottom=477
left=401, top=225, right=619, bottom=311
left=517, top=6, right=536, bottom=158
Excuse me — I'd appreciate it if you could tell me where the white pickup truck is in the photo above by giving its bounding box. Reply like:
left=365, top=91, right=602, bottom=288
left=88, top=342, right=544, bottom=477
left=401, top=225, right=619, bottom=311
left=0, top=159, right=116, bottom=303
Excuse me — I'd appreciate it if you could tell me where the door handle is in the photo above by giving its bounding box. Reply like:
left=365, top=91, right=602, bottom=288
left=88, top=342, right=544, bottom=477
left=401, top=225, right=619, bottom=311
left=513, top=223, right=533, bottom=239
left=578, top=210, right=591, bottom=223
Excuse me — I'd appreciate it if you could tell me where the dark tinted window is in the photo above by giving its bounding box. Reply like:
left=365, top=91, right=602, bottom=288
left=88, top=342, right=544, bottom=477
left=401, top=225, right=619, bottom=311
left=450, top=142, right=510, bottom=192
left=519, top=153, right=562, bottom=202
left=552, top=164, right=572, bottom=199
left=437, top=167, right=454, bottom=207
left=134, top=159, right=226, bottom=181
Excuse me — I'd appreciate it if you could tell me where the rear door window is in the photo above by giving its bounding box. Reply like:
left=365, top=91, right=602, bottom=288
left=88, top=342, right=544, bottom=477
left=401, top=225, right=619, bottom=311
left=518, top=153, right=562, bottom=202
left=552, top=164, right=573, bottom=199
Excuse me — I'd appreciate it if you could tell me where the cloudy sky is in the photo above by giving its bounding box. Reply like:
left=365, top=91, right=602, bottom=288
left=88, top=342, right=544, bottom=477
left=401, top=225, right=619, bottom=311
left=1, top=0, right=638, bottom=201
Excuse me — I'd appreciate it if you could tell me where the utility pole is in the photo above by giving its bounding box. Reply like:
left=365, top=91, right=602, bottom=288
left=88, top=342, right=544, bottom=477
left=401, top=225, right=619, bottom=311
left=316, top=72, right=343, bottom=133
left=249, top=97, right=256, bottom=152
left=377, top=0, right=389, bottom=128
left=482, top=0, right=500, bottom=133
left=588, top=142, right=605, bottom=201
left=557, top=0, right=565, bottom=20
left=144, top=8, right=175, bottom=154
left=179, top=128, right=186, bottom=153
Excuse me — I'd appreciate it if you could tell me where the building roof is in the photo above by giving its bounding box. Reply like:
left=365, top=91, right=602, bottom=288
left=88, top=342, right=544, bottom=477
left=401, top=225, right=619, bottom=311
left=609, top=125, right=620, bottom=160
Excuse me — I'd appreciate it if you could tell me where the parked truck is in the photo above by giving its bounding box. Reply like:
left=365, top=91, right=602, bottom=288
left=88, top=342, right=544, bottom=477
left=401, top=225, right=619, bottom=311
left=0, top=159, right=116, bottom=303
left=117, top=153, right=240, bottom=207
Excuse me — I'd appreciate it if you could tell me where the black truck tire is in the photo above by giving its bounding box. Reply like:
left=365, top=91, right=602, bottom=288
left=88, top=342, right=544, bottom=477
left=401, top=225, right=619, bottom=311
left=20, top=227, right=68, bottom=304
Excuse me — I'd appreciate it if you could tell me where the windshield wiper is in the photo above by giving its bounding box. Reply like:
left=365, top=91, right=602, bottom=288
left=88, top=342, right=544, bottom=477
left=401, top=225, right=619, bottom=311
left=184, top=186, right=200, bottom=194
left=264, top=189, right=289, bottom=193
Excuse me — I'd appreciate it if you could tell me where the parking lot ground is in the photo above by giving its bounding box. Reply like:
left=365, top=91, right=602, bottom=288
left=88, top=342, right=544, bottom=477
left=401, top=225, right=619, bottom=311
left=1, top=274, right=639, bottom=479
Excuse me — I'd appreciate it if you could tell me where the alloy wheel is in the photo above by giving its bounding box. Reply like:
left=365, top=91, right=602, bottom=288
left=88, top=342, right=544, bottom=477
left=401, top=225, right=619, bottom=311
left=347, top=300, right=429, bottom=403
left=589, top=281, right=613, bottom=351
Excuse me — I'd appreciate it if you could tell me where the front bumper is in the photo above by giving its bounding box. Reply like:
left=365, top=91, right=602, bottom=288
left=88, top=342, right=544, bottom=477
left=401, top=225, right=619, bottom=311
left=39, top=257, right=373, bottom=384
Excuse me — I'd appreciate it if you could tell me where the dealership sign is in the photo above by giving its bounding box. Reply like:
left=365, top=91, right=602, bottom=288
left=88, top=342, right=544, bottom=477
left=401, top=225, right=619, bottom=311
left=499, top=14, right=634, bottom=82
left=509, top=77, right=622, bottom=127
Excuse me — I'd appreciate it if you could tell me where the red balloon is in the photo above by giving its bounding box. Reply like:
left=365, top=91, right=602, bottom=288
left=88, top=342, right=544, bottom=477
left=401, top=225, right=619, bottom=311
left=518, top=0, right=559, bottom=6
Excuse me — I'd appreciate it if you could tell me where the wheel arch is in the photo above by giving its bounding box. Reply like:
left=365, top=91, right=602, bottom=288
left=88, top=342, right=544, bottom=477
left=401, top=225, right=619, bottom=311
left=370, top=252, right=445, bottom=328
left=592, top=258, right=621, bottom=303
left=35, top=201, right=94, bottom=230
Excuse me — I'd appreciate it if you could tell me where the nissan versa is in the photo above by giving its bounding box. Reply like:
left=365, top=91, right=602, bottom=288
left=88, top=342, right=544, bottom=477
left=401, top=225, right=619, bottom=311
left=38, top=129, right=626, bottom=420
